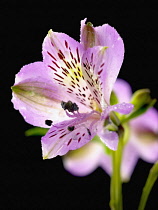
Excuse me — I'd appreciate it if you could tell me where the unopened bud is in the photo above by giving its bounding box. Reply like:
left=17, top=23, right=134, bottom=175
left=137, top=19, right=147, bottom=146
left=122, top=89, right=157, bottom=123
left=131, top=89, right=151, bottom=110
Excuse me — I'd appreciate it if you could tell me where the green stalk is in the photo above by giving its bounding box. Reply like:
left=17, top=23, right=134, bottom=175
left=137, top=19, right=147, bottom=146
left=138, top=161, right=158, bottom=210
left=110, top=130, right=124, bottom=210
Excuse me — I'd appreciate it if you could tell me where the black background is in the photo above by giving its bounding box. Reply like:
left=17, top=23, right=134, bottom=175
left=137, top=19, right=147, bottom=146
left=1, top=1, right=158, bottom=209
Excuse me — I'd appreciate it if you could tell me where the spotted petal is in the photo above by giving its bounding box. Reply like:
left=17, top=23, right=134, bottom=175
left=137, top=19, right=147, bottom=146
left=81, top=46, right=109, bottom=109
left=42, top=30, right=96, bottom=111
left=41, top=114, right=97, bottom=159
left=81, top=19, right=124, bottom=103
left=12, top=62, right=71, bottom=128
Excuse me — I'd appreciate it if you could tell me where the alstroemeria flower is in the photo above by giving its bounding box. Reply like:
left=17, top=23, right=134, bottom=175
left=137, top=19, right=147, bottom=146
left=12, top=19, right=133, bottom=159
left=63, top=79, right=158, bottom=180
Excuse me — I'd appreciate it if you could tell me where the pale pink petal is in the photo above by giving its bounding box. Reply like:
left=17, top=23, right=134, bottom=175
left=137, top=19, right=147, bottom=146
left=63, top=141, right=103, bottom=176
left=131, top=108, right=158, bottom=133
left=113, top=79, right=132, bottom=103
left=130, top=133, right=158, bottom=163
left=14, top=62, right=51, bottom=85
left=42, top=30, right=93, bottom=111
left=41, top=114, right=97, bottom=159
left=99, top=153, right=112, bottom=176
left=12, top=62, right=70, bottom=127
left=129, top=108, right=158, bottom=162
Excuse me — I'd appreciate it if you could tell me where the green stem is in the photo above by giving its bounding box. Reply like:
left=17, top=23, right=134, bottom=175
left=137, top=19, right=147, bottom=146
left=110, top=132, right=124, bottom=210
left=138, top=161, right=158, bottom=210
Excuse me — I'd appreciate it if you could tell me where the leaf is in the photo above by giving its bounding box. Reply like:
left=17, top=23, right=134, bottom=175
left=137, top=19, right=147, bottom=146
left=25, top=127, right=49, bottom=136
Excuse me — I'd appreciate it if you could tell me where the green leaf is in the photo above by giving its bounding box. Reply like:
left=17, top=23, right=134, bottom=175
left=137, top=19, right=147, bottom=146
left=25, top=127, right=49, bottom=136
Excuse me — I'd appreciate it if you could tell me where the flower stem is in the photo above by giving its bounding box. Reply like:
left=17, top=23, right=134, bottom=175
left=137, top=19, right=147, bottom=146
left=110, top=130, right=124, bottom=210
left=138, top=161, right=158, bottom=210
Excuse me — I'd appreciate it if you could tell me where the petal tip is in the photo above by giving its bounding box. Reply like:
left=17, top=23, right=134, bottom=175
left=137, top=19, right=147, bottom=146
left=48, top=29, right=53, bottom=36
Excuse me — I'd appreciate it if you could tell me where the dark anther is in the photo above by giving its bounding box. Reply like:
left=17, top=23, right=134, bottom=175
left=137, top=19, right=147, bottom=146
left=87, top=128, right=91, bottom=136
left=61, top=101, right=79, bottom=112
left=45, top=120, right=53, bottom=126
left=67, top=126, right=75, bottom=131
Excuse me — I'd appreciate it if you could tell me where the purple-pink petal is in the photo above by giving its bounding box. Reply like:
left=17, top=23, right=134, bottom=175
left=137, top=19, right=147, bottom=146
left=42, top=30, right=101, bottom=111
left=41, top=114, right=97, bottom=159
left=109, top=102, right=134, bottom=114
left=99, top=130, right=119, bottom=150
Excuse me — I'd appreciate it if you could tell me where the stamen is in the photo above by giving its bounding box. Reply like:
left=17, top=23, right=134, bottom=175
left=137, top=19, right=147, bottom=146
left=61, top=101, right=79, bottom=112
left=67, top=126, right=75, bottom=131
left=45, top=120, right=53, bottom=126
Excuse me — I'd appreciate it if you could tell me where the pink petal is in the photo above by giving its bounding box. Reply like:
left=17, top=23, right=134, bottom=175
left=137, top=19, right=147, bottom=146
left=109, top=103, right=134, bottom=115
left=113, top=79, right=132, bottom=103
left=95, top=24, right=124, bottom=103
left=42, top=30, right=93, bottom=111
left=41, top=115, right=97, bottom=159
left=130, top=108, right=158, bottom=162
left=99, top=153, right=112, bottom=176
left=12, top=62, right=70, bottom=127
left=101, top=103, right=134, bottom=120
left=99, top=142, right=139, bottom=181
left=130, top=133, right=158, bottom=163
left=63, top=141, right=103, bottom=176
left=14, top=62, right=51, bottom=85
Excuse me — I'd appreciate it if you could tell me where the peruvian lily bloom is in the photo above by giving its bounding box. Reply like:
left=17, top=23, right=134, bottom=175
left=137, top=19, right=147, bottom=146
left=63, top=79, right=158, bottom=180
left=11, top=19, right=133, bottom=159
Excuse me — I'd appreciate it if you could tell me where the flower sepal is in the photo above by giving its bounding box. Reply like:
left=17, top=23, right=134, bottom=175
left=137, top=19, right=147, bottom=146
left=25, top=127, right=49, bottom=136
left=81, top=21, right=95, bottom=49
